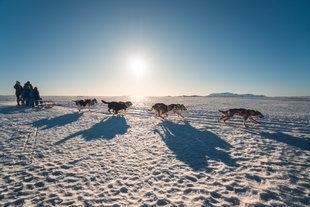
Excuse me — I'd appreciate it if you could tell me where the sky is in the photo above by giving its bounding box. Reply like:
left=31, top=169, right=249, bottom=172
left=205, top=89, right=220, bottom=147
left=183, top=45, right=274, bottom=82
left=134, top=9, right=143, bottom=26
left=1, top=0, right=309, bottom=97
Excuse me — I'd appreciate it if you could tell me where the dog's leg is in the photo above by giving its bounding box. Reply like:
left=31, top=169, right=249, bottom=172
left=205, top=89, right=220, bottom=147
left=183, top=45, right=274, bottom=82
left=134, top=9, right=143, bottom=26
left=243, top=120, right=247, bottom=127
left=173, top=110, right=179, bottom=117
left=159, top=113, right=165, bottom=119
left=176, top=111, right=184, bottom=119
left=159, top=114, right=165, bottom=119
left=157, top=110, right=163, bottom=118
left=243, top=117, right=249, bottom=127
left=162, top=111, right=169, bottom=118
left=223, top=117, right=231, bottom=123
left=157, top=110, right=166, bottom=119
left=218, top=115, right=227, bottom=122
left=249, top=117, right=261, bottom=124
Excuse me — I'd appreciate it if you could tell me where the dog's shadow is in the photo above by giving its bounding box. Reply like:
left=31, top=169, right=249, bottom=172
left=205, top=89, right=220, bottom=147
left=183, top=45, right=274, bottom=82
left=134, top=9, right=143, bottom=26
left=155, top=120, right=237, bottom=171
left=260, top=132, right=310, bottom=151
left=55, top=116, right=130, bottom=145
left=32, top=112, right=83, bottom=130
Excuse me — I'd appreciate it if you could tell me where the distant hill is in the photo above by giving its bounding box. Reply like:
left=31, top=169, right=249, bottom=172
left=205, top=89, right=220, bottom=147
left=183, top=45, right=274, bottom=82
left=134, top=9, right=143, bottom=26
left=179, top=95, right=201, bottom=97
left=208, top=92, right=266, bottom=98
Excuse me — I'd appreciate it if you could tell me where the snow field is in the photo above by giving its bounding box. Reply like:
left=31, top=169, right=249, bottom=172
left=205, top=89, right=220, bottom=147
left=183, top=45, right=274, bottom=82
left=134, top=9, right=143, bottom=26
left=0, top=96, right=309, bottom=206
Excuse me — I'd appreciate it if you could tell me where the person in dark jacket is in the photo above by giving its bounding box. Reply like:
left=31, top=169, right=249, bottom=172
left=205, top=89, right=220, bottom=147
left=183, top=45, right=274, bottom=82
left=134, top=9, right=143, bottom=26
left=13, top=81, right=23, bottom=106
left=22, top=81, right=32, bottom=106
left=33, top=87, right=41, bottom=106
left=29, top=86, right=35, bottom=107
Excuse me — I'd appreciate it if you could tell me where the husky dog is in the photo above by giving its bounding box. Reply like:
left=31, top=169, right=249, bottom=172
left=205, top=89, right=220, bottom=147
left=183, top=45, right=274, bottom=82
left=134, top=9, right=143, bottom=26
left=149, top=103, right=187, bottom=119
left=72, top=99, right=97, bottom=112
left=218, top=108, right=264, bottom=127
left=101, top=100, right=132, bottom=115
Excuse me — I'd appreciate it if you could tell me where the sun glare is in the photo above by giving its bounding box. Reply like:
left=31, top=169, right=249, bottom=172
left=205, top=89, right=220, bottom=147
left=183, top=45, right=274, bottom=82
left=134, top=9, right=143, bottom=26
left=128, top=55, right=147, bottom=77
left=131, top=95, right=145, bottom=102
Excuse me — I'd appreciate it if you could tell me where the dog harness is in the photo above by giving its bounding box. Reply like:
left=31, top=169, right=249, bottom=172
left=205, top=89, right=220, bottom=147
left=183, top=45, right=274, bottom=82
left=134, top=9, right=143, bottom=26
left=237, top=109, right=246, bottom=114
left=156, top=104, right=169, bottom=112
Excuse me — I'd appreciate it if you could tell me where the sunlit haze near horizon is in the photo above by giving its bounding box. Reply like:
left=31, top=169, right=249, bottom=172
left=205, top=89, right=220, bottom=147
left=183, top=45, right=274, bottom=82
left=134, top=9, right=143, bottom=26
left=1, top=0, right=309, bottom=97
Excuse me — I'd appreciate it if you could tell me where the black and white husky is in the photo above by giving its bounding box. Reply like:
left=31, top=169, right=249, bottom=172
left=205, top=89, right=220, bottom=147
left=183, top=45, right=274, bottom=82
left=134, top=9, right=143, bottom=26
left=149, top=103, right=187, bottom=119
left=72, top=99, right=97, bottom=112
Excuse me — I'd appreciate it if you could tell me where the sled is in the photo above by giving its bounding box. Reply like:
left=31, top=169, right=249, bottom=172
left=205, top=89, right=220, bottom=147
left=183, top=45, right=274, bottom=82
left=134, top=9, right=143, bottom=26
left=36, top=100, right=56, bottom=108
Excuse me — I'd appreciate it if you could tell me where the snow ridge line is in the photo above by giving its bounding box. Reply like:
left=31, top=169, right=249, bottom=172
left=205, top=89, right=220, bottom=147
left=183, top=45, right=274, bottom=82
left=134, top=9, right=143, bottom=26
left=22, top=130, right=33, bottom=152
left=20, top=127, right=38, bottom=164
left=28, top=127, right=39, bottom=164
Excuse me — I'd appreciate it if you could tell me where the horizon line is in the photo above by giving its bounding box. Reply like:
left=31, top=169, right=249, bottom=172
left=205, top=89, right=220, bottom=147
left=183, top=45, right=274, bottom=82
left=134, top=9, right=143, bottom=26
left=1, top=94, right=310, bottom=98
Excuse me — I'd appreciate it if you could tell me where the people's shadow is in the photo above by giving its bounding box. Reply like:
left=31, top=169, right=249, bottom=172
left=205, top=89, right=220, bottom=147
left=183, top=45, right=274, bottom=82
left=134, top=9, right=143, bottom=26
left=0, top=106, right=40, bottom=114
left=154, top=120, right=237, bottom=171
left=55, top=116, right=130, bottom=145
left=260, top=132, right=310, bottom=151
left=32, top=112, right=83, bottom=130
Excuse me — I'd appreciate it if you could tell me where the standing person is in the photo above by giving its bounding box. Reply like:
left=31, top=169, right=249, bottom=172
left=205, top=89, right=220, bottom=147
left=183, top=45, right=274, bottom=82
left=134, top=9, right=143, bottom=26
left=33, top=87, right=41, bottom=106
left=29, top=86, right=35, bottom=107
left=22, top=81, right=31, bottom=106
left=13, top=81, right=23, bottom=106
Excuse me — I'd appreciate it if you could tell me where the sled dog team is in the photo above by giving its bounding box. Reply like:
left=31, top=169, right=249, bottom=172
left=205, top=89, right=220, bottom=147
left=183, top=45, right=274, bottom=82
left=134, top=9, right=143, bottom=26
left=72, top=98, right=264, bottom=127
left=14, top=81, right=264, bottom=127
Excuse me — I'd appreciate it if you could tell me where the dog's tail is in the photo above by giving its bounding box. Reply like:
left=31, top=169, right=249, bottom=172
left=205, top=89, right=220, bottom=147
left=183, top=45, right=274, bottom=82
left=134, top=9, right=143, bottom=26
left=101, top=100, right=109, bottom=104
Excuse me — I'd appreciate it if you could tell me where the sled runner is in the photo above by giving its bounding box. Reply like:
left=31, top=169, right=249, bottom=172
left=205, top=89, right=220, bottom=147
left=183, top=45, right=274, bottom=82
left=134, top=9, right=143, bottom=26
left=36, top=100, right=56, bottom=108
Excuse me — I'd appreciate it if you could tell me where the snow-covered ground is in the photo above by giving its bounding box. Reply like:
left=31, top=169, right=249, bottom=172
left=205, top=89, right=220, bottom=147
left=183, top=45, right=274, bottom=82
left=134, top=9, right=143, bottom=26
left=0, top=95, right=309, bottom=206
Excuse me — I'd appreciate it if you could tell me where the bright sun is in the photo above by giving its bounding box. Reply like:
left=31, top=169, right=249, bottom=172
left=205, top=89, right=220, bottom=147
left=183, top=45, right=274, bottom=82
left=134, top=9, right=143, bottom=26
left=128, top=55, right=147, bottom=77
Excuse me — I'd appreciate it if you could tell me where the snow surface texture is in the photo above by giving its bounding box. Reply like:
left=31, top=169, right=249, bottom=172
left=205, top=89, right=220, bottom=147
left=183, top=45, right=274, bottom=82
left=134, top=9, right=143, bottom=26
left=0, top=96, right=309, bottom=206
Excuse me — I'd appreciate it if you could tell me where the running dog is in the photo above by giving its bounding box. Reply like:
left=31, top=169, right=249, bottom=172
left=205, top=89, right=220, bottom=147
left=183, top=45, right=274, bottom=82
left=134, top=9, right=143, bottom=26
left=101, top=100, right=132, bottom=115
left=218, top=108, right=264, bottom=127
left=72, top=99, right=98, bottom=112
left=149, top=103, right=187, bottom=119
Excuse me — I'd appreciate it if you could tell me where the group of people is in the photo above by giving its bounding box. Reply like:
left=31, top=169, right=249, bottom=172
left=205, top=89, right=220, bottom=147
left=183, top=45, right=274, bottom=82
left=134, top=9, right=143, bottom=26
left=14, top=81, right=41, bottom=107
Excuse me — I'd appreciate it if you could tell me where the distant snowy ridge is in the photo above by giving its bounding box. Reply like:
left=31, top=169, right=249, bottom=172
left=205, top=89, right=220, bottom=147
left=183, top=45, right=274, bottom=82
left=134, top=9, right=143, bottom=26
left=208, top=92, right=266, bottom=98
left=178, top=93, right=267, bottom=98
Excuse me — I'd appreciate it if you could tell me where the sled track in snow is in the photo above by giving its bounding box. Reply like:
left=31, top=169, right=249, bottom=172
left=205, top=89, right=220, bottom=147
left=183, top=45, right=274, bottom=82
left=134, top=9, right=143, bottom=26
left=14, top=126, right=40, bottom=164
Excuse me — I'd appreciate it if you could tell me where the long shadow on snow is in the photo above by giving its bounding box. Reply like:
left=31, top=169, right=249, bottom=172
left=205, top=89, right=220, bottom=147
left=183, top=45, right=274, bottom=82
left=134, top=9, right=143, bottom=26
left=155, top=120, right=237, bottom=171
left=55, top=116, right=129, bottom=145
left=32, top=112, right=83, bottom=130
left=0, top=105, right=41, bottom=114
left=260, top=132, right=310, bottom=151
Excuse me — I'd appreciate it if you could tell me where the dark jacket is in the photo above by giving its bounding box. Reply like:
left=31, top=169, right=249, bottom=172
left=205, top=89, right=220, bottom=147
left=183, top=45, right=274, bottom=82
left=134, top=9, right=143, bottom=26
left=22, top=85, right=30, bottom=98
left=33, top=88, right=40, bottom=100
left=14, top=84, right=23, bottom=96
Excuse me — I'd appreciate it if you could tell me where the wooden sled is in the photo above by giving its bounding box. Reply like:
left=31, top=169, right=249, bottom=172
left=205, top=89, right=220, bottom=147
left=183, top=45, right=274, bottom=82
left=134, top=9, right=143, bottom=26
left=36, top=100, right=56, bottom=108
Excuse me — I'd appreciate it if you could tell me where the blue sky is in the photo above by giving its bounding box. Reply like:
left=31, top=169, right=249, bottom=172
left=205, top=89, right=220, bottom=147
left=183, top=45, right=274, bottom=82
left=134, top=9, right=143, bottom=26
left=1, top=0, right=309, bottom=96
